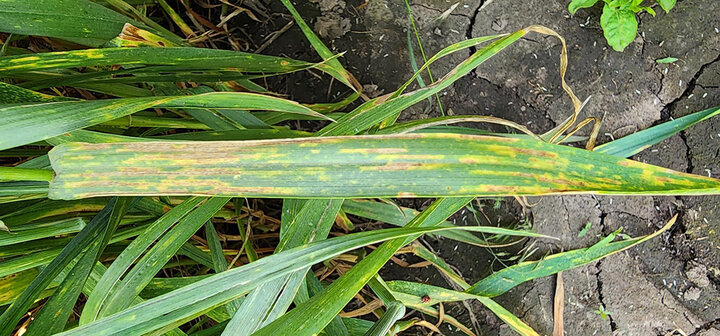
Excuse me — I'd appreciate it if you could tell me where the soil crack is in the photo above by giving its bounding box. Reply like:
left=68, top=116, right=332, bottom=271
left=595, top=259, right=618, bottom=332
left=662, top=51, right=720, bottom=112
left=662, top=53, right=720, bottom=174
left=465, top=0, right=484, bottom=56
left=594, top=210, right=617, bottom=331
left=688, top=318, right=720, bottom=336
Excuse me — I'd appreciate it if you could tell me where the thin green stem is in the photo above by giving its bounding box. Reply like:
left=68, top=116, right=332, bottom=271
left=99, top=116, right=211, bottom=129
left=155, top=0, right=196, bottom=38
left=0, top=167, right=54, bottom=182
left=403, top=0, right=445, bottom=116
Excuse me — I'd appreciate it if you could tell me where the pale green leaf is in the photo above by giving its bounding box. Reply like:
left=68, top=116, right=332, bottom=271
left=656, top=57, right=678, bottom=64
left=658, top=0, right=676, bottom=13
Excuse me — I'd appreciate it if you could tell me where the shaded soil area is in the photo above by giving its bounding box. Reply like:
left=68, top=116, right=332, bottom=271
left=229, top=0, right=720, bottom=334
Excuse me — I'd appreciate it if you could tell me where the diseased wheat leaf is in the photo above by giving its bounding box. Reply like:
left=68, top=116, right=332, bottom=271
left=48, top=134, right=720, bottom=200
left=0, top=0, right=152, bottom=46
left=0, top=47, right=314, bottom=75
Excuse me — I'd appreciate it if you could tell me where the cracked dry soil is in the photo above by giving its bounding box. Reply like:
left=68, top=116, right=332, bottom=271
left=244, top=0, right=720, bottom=334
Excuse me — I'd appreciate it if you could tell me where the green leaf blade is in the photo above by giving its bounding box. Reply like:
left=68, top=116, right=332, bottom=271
left=468, top=218, right=675, bottom=297
left=601, top=4, right=638, bottom=51
left=48, top=134, right=720, bottom=200
left=568, top=0, right=600, bottom=14
left=594, top=106, right=720, bottom=158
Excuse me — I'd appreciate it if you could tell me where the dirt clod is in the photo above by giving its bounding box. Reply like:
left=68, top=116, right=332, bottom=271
left=686, top=262, right=712, bottom=288
left=684, top=286, right=702, bottom=301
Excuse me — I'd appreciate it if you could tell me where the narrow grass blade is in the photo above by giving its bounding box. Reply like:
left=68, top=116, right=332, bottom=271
left=387, top=281, right=538, bottom=336
left=251, top=197, right=473, bottom=336
left=0, top=181, right=48, bottom=204
left=362, top=301, right=405, bottom=336
left=303, top=272, right=349, bottom=336
left=387, top=280, right=477, bottom=306
left=0, top=82, right=71, bottom=104
left=393, top=34, right=505, bottom=99
left=0, top=93, right=325, bottom=151
left=0, top=167, right=55, bottom=182
left=467, top=216, right=676, bottom=297
left=48, top=134, right=720, bottom=200
left=80, top=197, right=224, bottom=323
left=317, top=31, right=525, bottom=136
left=0, top=199, right=108, bottom=227
left=205, top=221, right=241, bottom=315
left=594, top=106, right=720, bottom=157
left=411, top=243, right=470, bottom=288
left=178, top=242, right=215, bottom=269
left=99, top=115, right=211, bottom=130
left=150, top=84, right=246, bottom=132
left=341, top=199, right=488, bottom=246
left=375, top=115, right=540, bottom=140
left=0, top=250, right=60, bottom=278
left=0, top=200, right=115, bottom=335
left=205, top=222, right=229, bottom=273
left=306, top=92, right=361, bottom=114
left=24, top=198, right=131, bottom=335
left=255, top=111, right=346, bottom=124
left=155, top=129, right=312, bottom=141
left=0, top=218, right=85, bottom=246
left=279, top=0, right=359, bottom=91
left=57, top=225, right=539, bottom=336
left=48, top=130, right=158, bottom=145
left=475, top=296, right=538, bottom=335
left=223, top=199, right=343, bottom=335
left=139, top=276, right=212, bottom=298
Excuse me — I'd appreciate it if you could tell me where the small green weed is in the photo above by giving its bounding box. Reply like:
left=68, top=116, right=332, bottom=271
left=594, top=305, right=613, bottom=320
left=569, top=0, right=677, bottom=51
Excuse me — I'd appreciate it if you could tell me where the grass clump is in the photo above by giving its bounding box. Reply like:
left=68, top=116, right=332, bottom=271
left=0, top=1, right=718, bottom=335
